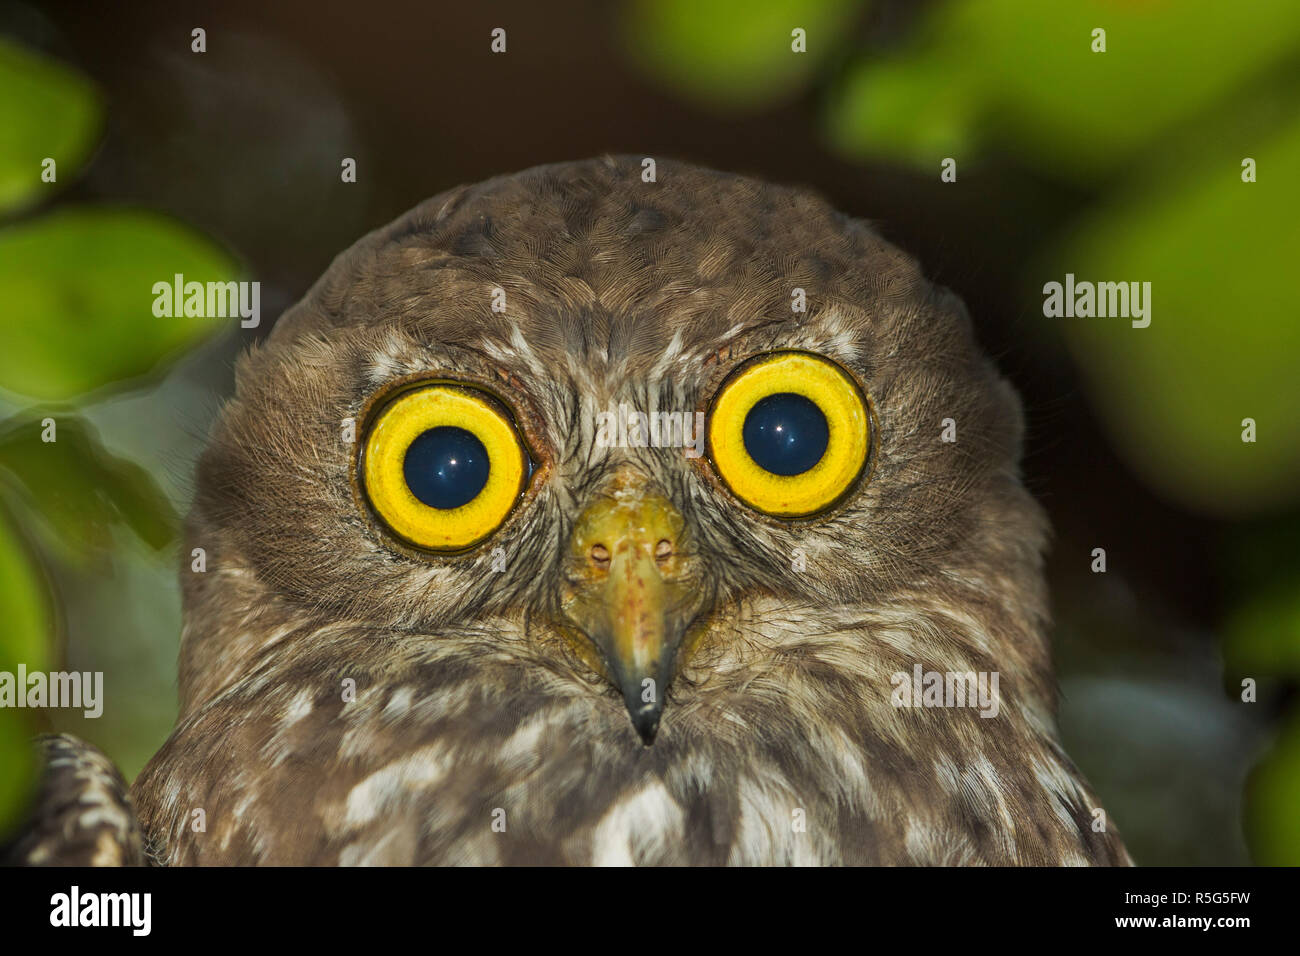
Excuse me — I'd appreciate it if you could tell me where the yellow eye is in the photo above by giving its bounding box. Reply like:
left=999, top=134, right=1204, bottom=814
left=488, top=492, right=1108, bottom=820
left=707, top=352, right=870, bottom=517
left=361, top=384, right=529, bottom=551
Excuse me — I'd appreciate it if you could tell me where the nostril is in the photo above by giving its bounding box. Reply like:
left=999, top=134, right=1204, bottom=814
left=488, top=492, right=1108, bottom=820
left=590, top=544, right=611, bottom=567
left=655, top=539, right=673, bottom=562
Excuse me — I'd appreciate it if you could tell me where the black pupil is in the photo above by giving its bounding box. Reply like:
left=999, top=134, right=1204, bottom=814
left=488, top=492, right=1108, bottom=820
left=403, top=426, right=489, bottom=509
left=742, top=393, right=829, bottom=476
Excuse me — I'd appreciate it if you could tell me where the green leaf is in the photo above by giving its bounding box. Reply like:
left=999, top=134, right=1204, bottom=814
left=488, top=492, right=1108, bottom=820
left=1042, top=117, right=1300, bottom=515
left=824, top=0, right=1300, bottom=180
left=0, top=37, right=103, bottom=216
left=0, top=710, right=38, bottom=844
left=622, top=0, right=862, bottom=113
left=1225, top=587, right=1300, bottom=679
left=1245, top=713, right=1300, bottom=865
left=1222, top=519, right=1300, bottom=678
left=0, top=509, right=52, bottom=672
left=0, top=413, right=178, bottom=560
left=826, top=48, right=981, bottom=166
left=0, top=511, right=52, bottom=839
left=0, top=208, right=241, bottom=402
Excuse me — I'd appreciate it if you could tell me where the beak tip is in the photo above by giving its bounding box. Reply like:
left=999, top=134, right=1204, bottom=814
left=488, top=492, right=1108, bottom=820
left=628, top=705, right=661, bottom=746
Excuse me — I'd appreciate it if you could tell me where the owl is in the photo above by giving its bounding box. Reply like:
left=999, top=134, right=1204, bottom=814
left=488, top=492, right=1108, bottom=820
left=13, top=156, right=1129, bottom=866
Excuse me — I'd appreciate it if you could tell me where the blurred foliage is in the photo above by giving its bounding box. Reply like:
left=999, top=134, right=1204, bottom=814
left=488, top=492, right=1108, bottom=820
left=0, top=36, right=100, bottom=214
left=630, top=0, right=1300, bottom=863
left=818, top=0, right=1300, bottom=517
left=621, top=0, right=860, bottom=111
left=0, top=414, right=177, bottom=561
left=0, top=513, right=50, bottom=829
left=1223, top=516, right=1300, bottom=866
left=823, top=0, right=1300, bottom=180
left=1245, top=710, right=1300, bottom=865
left=1049, top=117, right=1300, bottom=515
left=0, top=36, right=236, bottom=841
left=0, top=209, right=240, bottom=401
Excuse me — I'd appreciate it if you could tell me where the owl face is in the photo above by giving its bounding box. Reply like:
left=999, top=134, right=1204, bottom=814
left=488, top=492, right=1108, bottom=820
left=182, top=157, right=1049, bottom=750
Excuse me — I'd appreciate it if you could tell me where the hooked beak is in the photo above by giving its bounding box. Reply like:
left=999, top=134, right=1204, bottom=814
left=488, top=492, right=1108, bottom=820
left=559, top=471, right=700, bottom=745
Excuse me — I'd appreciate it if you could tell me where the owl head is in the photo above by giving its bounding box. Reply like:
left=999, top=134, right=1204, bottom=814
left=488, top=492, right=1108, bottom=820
left=179, top=156, right=1050, bottom=750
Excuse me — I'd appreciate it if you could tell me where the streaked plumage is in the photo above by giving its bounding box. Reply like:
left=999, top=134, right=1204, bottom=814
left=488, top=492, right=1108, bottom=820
left=5, top=734, right=144, bottom=866
left=21, top=157, right=1129, bottom=865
